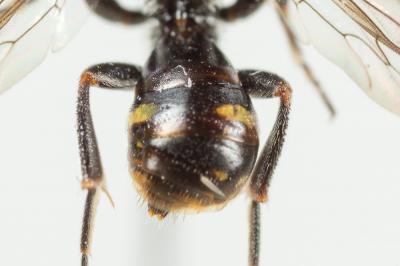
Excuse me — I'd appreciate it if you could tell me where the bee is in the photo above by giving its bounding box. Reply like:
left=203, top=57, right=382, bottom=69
left=0, top=0, right=400, bottom=266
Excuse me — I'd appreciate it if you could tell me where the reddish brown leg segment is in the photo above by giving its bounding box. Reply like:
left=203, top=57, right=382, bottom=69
left=239, top=69, right=292, bottom=266
left=77, top=63, right=143, bottom=266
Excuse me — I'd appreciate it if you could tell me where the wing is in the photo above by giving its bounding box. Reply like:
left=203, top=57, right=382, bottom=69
left=282, top=0, right=400, bottom=115
left=0, top=0, right=97, bottom=93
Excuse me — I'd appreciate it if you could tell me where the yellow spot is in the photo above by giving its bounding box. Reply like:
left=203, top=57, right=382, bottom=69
left=136, top=141, right=144, bottom=149
left=214, top=170, right=229, bottom=182
left=216, top=104, right=255, bottom=128
left=128, top=104, right=157, bottom=126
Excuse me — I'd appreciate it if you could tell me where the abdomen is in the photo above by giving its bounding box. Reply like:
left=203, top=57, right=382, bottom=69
left=128, top=84, right=259, bottom=217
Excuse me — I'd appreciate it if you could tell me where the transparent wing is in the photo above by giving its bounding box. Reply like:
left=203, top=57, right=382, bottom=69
left=0, top=0, right=96, bottom=93
left=283, top=0, right=400, bottom=115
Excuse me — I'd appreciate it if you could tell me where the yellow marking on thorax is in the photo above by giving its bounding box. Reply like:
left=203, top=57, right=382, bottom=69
left=128, top=104, right=157, bottom=126
left=214, top=170, right=229, bottom=182
left=216, top=104, right=255, bottom=128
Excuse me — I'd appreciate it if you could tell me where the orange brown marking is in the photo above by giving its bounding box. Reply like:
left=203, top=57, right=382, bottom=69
left=274, top=82, right=292, bottom=107
left=148, top=206, right=169, bottom=220
left=80, top=72, right=98, bottom=87
left=251, top=187, right=268, bottom=203
left=80, top=179, right=99, bottom=190
left=130, top=168, right=231, bottom=215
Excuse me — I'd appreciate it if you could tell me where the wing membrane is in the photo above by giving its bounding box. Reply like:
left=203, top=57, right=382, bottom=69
left=0, top=0, right=96, bottom=93
left=285, top=0, right=400, bottom=115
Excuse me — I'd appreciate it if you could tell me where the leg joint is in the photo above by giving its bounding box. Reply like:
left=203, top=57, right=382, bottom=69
left=274, top=81, right=292, bottom=107
left=79, top=72, right=98, bottom=88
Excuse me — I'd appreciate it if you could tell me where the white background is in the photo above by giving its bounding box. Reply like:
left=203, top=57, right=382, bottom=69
left=0, top=1, right=400, bottom=266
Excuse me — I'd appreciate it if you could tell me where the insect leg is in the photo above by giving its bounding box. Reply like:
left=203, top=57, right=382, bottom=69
left=274, top=1, right=336, bottom=117
left=78, top=63, right=143, bottom=266
left=249, top=200, right=260, bottom=266
left=217, top=0, right=267, bottom=21
left=86, top=0, right=148, bottom=24
left=240, top=69, right=291, bottom=201
left=239, top=70, right=291, bottom=266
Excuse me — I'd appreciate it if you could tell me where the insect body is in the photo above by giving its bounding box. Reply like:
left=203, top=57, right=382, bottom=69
left=129, top=19, right=260, bottom=216
left=1, top=0, right=400, bottom=266
left=78, top=1, right=290, bottom=265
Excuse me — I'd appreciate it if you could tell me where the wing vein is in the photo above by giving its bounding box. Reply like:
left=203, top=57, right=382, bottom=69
left=295, top=0, right=400, bottom=90
left=0, top=0, right=26, bottom=29
left=294, top=0, right=372, bottom=88
left=0, top=2, right=61, bottom=45
left=332, top=0, right=400, bottom=55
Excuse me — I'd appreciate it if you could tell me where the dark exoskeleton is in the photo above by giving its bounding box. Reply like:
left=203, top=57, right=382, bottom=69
left=78, top=1, right=298, bottom=266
